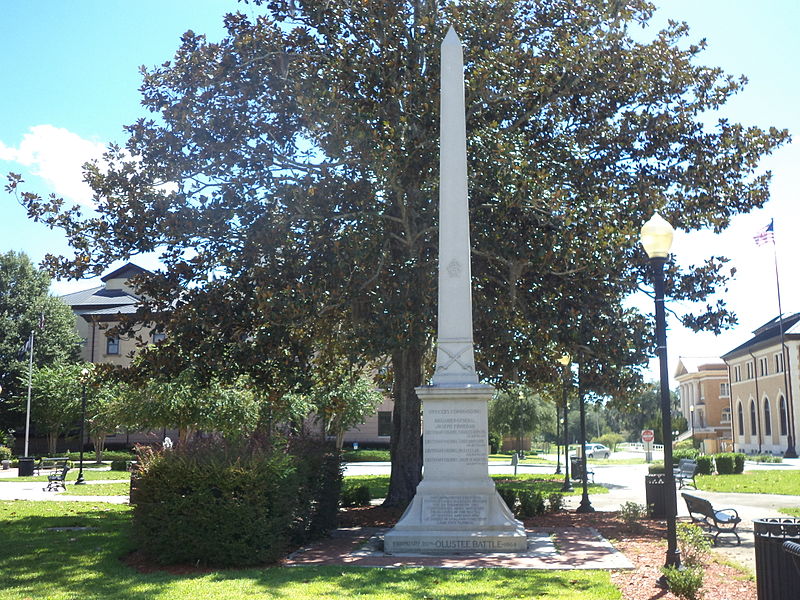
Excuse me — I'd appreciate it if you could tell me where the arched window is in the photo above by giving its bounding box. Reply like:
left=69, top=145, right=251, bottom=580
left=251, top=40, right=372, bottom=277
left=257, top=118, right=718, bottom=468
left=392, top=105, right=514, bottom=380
left=780, top=396, right=788, bottom=436
left=763, top=398, right=772, bottom=436
left=750, top=400, right=758, bottom=435
left=737, top=401, right=744, bottom=434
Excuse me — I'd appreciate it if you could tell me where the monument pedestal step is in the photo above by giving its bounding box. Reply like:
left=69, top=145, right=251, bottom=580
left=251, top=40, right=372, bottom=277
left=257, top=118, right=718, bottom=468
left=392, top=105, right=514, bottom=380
left=383, top=525, right=529, bottom=554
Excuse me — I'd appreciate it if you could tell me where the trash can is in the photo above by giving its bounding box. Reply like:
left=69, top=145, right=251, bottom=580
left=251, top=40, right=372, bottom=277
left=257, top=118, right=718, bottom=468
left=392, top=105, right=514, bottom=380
left=17, top=456, right=35, bottom=477
left=644, top=473, right=666, bottom=518
left=754, top=518, right=800, bottom=600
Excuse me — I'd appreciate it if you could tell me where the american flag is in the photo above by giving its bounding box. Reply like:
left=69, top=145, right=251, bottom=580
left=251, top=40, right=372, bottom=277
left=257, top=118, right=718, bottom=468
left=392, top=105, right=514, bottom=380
left=754, top=219, right=775, bottom=246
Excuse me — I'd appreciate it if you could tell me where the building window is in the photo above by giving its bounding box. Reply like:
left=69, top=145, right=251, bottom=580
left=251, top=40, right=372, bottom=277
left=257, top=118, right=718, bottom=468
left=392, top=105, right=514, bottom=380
left=780, top=396, right=788, bottom=436
left=759, top=357, right=769, bottom=377
left=734, top=365, right=741, bottom=383
left=763, top=398, right=772, bottom=436
left=775, top=352, right=785, bottom=373
left=720, top=382, right=730, bottom=397
left=737, top=402, right=744, bottom=434
left=378, top=411, right=392, bottom=437
left=106, top=336, right=120, bottom=355
left=746, top=361, right=754, bottom=380
left=152, top=332, right=166, bottom=343
left=720, top=407, right=731, bottom=424
left=750, top=400, right=757, bottom=435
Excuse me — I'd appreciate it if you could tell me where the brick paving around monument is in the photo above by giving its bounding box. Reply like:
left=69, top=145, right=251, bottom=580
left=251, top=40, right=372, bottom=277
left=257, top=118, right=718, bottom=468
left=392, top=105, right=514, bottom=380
left=282, top=526, right=633, bottom=570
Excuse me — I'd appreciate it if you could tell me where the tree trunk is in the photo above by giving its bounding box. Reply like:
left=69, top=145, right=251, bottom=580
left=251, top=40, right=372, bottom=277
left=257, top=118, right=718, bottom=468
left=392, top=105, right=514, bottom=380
left=47, top=432, right=57, bottom=456
left=383, top=346, right=423, bottom=507
left=92, top=432, right=107, bottom=464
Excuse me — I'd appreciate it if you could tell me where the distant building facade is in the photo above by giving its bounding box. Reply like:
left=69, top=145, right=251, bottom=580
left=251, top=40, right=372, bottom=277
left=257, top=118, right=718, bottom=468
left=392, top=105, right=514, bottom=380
left=722, top=314, right=800, bottom=456
left=674, top=357, right=732, bottom=454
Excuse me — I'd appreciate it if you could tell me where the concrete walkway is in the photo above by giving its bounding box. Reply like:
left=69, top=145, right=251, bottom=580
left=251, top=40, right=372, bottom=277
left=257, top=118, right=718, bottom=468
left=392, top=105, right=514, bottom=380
left=565, top=460, right=800, bottom=574
left=0, top=468, right=129, bottom=504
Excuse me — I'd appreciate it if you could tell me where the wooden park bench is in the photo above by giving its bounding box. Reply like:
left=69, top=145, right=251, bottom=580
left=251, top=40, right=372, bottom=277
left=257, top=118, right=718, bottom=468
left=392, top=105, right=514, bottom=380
left=43, top=461, right=70, bottom=492
left=681, top=492, right=741, bottom=545
left=35, top=457, right=69, bottom=476
left=674, top=459, right=697, bottom=489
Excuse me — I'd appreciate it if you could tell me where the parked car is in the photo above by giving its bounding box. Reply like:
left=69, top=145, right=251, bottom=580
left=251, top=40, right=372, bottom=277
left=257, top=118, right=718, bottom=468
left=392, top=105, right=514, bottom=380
left=584, top=443, right=611, bottom=459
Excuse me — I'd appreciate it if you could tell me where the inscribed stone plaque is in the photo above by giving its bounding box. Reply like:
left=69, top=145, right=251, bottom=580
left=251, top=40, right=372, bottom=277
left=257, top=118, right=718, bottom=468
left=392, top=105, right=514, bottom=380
left=422, top=495, right=489, bottom=526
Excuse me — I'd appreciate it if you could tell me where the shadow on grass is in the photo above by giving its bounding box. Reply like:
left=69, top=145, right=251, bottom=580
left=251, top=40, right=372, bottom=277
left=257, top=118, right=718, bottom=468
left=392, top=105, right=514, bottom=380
left=0, top=501, right=620, bottom=599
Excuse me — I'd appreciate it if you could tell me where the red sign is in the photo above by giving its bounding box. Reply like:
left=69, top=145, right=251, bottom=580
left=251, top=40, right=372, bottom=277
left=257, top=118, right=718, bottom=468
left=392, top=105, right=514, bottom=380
left=641, top=430, right=655, bottom=443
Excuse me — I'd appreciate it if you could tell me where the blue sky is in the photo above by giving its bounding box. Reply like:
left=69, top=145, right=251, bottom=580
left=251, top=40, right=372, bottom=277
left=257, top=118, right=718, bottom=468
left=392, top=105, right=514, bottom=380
left=2, top=1, right=798, bottom=382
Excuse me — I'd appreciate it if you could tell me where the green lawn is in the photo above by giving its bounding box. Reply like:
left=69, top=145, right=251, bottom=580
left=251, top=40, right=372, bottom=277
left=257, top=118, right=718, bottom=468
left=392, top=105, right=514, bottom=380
left=696, top=470, right=800, bottom=495
left=779, top=507, right=800, bottom=517
left=0, top=469, right=130, bottom=483
left=342, top=474, right=609, bottom=499
left=59, top=482, right=131, bottom=496
left=0, top=500, right=621, bottom=600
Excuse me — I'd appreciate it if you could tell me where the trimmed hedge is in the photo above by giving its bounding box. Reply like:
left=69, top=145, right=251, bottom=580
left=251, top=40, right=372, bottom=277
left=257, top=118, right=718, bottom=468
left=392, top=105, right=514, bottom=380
left=714, top=453, right=734, bottom=474
left=132, top=437, right=341, bottom=567
left=673, top=448, right=699, bottom=461
left=695, top=455, right=713, bottom=475
left=495, top=482, right=554, bottom=518
left=341, top=483, right=371, bottom=507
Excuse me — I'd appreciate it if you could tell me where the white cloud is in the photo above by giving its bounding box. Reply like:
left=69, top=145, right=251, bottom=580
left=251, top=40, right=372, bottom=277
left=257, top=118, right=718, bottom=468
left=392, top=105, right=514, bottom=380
left=0, top=125, right=106, bottom=207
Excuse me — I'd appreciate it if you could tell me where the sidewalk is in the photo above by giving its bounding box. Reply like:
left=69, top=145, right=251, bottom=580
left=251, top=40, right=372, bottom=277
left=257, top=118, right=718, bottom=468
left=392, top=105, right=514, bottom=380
left=0, top=468, right=129, bottom=504
left=570, top=461, right=800, bottom=574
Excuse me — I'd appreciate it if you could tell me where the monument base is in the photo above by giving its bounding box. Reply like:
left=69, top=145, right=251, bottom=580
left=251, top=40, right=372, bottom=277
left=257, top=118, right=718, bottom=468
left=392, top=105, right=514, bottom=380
left=383, top=478, right=528, bottom=554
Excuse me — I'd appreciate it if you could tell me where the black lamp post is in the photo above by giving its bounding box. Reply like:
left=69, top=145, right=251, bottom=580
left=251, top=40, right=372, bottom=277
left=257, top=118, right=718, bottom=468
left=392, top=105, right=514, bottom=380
left=75, top=367, right=90, bottom=485
left=641, top=212, right=681, bottom=575
left=575, top=362, right=595, bottom=513
left=558, top=354, right=573, bottom=492
left=555, top=414, right=562, bottom=475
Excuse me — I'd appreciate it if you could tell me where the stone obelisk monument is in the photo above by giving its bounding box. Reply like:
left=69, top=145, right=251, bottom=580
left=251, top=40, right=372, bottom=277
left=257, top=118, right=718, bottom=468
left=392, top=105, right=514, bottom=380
left=383, top=27, right=528, bottom=554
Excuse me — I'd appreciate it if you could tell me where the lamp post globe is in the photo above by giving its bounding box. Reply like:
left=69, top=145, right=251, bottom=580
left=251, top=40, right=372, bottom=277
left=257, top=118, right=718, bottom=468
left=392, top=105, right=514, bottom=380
left=640, top=213, right=681, bottom=578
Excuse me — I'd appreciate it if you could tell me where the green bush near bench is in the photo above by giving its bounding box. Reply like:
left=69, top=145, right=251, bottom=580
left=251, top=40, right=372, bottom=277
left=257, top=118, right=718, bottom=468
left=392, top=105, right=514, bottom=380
left=132, top=437, right=341, bottom=567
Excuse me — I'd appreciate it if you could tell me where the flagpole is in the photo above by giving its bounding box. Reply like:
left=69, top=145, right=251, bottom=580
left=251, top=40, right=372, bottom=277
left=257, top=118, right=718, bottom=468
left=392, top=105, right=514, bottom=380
left=24, top=330, right=34, bottom=457
left=773, top=237, right=798, bottom=458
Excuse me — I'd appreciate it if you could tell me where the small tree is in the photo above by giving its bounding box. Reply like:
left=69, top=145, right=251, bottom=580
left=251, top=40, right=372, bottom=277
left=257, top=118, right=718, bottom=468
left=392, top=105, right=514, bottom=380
left=25, top=363, right=85, bottom=454
left=289, top=375, right=384, bottom=449
left=114, top=370, right=260, bottom=443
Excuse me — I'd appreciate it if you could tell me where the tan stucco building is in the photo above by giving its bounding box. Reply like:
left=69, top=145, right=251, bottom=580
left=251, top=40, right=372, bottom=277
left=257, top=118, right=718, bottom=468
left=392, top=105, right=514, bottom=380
left=722, top=314, right=800, bottom=457
left=675, top=357, right=732, bottom=453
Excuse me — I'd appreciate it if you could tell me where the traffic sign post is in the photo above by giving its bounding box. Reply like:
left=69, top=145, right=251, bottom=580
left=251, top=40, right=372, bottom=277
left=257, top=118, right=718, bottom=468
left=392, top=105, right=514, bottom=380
left=642, top=430, right=655, bottom=463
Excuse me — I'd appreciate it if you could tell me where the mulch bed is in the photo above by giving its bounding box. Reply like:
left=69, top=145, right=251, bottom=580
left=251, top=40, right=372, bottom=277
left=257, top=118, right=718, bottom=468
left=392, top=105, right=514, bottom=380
left=124, top=505, right=757, bottom=600
left=339, top=506, right=757, bottom=600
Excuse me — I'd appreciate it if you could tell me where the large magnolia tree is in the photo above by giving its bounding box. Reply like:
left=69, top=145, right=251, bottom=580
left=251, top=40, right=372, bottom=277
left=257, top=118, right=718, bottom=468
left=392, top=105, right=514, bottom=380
left=8, top=0, right=787, bottom=505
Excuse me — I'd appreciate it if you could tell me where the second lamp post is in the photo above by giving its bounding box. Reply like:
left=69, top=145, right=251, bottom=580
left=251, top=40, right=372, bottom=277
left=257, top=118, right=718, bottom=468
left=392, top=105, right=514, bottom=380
left=640, top=212, right=681, bottom=574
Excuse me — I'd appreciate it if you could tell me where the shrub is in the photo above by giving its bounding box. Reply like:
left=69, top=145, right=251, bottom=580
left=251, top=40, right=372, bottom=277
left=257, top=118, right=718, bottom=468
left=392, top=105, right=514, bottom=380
left=733, top=452, right=745, bottom=472
left=341, top=484, right=371, bottom=507
left=695, top=455, right=713, bottom=475
left=754, top=453, right=781, bottom=464
left=132, top=436, right=341, bottom=567
left=109, top=459, right=130, bottom=471
left=0, top=446, right=11, bottom=461
left=673, top=447, right=699, bottom=461
left=648, top=462, right=665, bottom=474
left=547, top=492, right=564, bottom=513
left=340, top=449, right=390, bottom=462
left=594, top=433, right=625, bottom=451
left=662, top=565, right=704, bottom=600
left=497, top=487, right=518, bottom=514
left=619, top=501, right=646, bottom=526
left=714, top=453, right=734, bottom=474
left=517, top=490, right=545, bottom=518
left=488, top=432, right=502, bottom=454
left=677, top=523, right=711, bottom=567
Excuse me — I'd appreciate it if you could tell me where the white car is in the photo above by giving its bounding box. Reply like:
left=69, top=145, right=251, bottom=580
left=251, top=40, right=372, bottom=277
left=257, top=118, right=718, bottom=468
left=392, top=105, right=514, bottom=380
left=584, top=443, right=611, bottom=459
